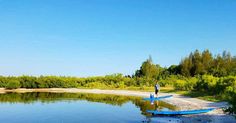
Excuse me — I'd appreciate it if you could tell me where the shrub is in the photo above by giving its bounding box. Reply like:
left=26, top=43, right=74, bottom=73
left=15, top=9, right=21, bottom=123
left=215, top=76, right=236, bottom=94
left=134, top=77, right=157, bottom=87
left=0, top=76, right=7, bottom=88
left=18, top=76, right=38, bottom=88
left=184, top=77, right=197, bottom=90
left=195, top=75, right=218, bottom=93
left=6, top=79, right=21, bottom=89
left=225, top=90, right=236, bottom=115
left=158, top=79, right=170, bottom=87
left=84, top=82, right=108, bottom=88
left=116, top=81, right=125, bottom=88
left=173, top=80, right=185, bottom=90
left=158, top=75, right=181, bottom=87
left=63, top=77, right=79, bottom=88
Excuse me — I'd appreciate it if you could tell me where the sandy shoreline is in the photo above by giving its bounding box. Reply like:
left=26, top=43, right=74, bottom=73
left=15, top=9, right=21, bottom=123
left=0, top=88, right=235, bottom=123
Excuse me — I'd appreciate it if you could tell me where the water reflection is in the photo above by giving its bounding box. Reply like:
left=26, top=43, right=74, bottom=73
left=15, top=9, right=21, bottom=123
left=0, top=92, right=179, bottom=123
left=143, top=116, right=182, bottom=123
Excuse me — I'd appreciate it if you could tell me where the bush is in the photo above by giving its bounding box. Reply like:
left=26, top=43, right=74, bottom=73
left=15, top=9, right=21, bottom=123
left=0, top=76, right=7, bottom=88
left=84, top=82, right=108, bottom=88
left=173, top=80, right=186, bottom=90
left=63, top=77, right=79, bottom=88
left=215, top=76, right=236, bottom=94
left=116, top=81, right=125, bottom=88
left=163, top=76, right=197, bottom=91
left=6, top=79, right=21, bottom=89
left=184, top=77, right=197, bottom=90
left=37, top=76, right=68, bottom=88
left=159, top=75, right=182, bottom=87
left=134, top=77, right=157, bottom=87
left=18, top=76, right=38, bottom=88
left=225, top=90, right=236, bottom=115
left=195, top=75, right=218, bottom=93
left=159, top=79, right=171, bottom=87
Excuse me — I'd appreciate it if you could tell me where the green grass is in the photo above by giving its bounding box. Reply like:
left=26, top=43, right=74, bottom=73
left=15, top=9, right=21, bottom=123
left=182, top=91, right=223, bottom=102
left=79, top=86, right=224, bottom=102
left=124, top=86, right=224, bottom=102
left=77, top=86, right=154, bottom=92
left=155, top=86, right=224, bottom=102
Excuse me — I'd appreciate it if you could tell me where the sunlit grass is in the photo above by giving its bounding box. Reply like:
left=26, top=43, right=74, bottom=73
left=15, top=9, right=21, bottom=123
left=151, top=86, right=223, bottom=102
left=105, top=86, right=224, bottom=102
left=74, top=86, right=224, bottom=102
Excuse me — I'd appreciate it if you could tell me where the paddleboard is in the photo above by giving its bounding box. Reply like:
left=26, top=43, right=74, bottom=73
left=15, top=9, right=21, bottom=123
left=143, top=95, right=173, bottom=101
left=147, top=108, right=215, bottom=115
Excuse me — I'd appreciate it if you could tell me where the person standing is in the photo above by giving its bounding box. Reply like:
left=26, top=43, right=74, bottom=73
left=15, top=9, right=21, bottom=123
left=154, top=83, right=160, bottom=97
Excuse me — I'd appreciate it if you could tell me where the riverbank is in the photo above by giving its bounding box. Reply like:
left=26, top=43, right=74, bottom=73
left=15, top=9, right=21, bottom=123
left=0, top=88, right=235, bottom=123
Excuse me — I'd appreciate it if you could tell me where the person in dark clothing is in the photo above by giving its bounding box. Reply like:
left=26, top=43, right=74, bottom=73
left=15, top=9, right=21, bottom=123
left=154, top=83, right=160, bottom=97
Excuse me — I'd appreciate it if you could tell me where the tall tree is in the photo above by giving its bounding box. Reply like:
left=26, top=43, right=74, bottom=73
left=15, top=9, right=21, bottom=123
left=191, top=50, right=204, bottom=75
left=180, top=58, right=191, bottom=76
left=223, top=51, right=232, bottom=75
left=231, top=56, right=236, bottom=75
left=202, top=49, right=213, bottom=74
left=168, top=65, right=180, bottom=75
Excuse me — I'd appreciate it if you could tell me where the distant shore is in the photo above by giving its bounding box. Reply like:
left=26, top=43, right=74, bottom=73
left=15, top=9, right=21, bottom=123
left=0, top=88, right=235, bottom=123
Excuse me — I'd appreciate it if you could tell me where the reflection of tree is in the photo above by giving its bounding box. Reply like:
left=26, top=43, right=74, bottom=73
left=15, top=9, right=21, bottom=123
left=0, top=93, right=131, bottom=105
left=0, top=92, right=178, bottom=116
left=132, top=99, right=178, bottom=116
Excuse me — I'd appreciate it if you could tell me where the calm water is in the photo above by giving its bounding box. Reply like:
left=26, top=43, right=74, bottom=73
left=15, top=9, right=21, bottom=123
left=0, top=92, right=180, bottom=123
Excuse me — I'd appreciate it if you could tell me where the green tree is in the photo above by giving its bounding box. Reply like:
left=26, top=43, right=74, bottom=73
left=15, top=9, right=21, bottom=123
left=135, top=56, right=159, bottom=79
left=202, top=49, right=213, bottom=74
left=230, top=57, right=236, bottom=75
left=191, top=50, right=204, bottom=75
left=212, top=54, right=227, bottom=76
left=168, top=65, right=180, bottom=75
left=179, top=50, right=236, bottom=77
left=180, top=56, right=192, bottom=77
left=159, top=67, right=170, bottom=80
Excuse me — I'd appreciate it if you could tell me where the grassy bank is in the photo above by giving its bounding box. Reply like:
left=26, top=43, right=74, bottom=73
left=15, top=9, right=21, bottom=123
left=111, top=86, right=224, bottom=102
left=157, top=86, right=223, bottom=102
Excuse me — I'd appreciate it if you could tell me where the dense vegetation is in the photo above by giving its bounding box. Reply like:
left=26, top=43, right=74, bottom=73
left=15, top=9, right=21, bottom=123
left=0, top=74, right=136, bottom=89
left=0, top=49, right=235, bottom=115
left=134, top=50, right=236, bottom=115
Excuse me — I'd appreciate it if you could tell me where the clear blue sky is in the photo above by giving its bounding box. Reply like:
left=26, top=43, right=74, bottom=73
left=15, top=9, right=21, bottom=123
left=0, top=0, right=236, bottom=77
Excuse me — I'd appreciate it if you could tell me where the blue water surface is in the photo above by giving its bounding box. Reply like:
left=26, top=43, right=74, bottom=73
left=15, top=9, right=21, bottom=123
left=0, top=92, right=179, bottom=123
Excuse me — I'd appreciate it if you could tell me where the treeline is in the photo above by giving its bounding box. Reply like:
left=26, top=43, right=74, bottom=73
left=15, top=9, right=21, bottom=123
left=0, top=74, right=162, bottom=90
left=135, top=50, right=236, bottom=79
left=0, top=74, right=136, bottom=89
left=180, top=50, right=236, bottom=77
